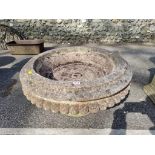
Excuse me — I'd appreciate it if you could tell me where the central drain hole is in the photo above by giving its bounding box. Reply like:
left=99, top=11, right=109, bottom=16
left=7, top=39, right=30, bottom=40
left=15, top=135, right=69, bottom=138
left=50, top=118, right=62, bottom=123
left=72, top=72, right=82, bottom=78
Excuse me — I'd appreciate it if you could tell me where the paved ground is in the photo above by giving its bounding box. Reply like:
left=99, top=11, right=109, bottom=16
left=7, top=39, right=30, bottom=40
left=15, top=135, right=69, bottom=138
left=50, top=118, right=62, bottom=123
left=0, top=43, right=155, bottom=135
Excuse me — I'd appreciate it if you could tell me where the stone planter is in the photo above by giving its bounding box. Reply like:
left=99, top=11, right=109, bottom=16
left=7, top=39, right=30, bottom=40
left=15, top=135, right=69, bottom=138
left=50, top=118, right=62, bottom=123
left=6, top=39, right=44, bottom=55
left=20, top=46, right=132, bottom=117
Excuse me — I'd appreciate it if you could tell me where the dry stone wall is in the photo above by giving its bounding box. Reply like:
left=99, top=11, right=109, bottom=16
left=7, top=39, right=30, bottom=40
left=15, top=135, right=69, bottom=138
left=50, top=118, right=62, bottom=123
left=1, top=19, right=155, bottom=45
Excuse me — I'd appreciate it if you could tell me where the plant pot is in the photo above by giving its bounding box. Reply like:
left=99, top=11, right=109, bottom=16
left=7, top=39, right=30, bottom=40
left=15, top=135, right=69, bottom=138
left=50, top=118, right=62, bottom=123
left=20, top=46, right=132, bottom=117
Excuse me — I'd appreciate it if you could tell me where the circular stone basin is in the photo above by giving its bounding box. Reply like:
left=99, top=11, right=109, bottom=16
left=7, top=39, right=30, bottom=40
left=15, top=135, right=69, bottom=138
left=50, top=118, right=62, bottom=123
left=20, top=46, right=132, bottom=117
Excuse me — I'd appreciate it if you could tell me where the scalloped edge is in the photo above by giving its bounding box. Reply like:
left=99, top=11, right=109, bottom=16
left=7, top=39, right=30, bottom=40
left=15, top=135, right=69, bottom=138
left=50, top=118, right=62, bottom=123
left=22, top=84, right=130, bottom=117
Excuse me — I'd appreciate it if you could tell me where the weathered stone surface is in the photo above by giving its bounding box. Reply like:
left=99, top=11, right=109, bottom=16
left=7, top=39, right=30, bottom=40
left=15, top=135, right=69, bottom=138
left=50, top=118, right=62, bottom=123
left=20, top=46, right=132, bottom=117
left=1, top=19, right=155, bottom=48
left=50, top=103, right=60, bottom=113
left=79, top=104, right=89, bottom=116
left=60, top=104, right=69, bottom=114
left=24, top=82, right=130, bottom=117
left=89, top=103, right=99, bottom=113
left=43, top=102, right=51, bottom=111
left=69, top=105, right=79, bottom=115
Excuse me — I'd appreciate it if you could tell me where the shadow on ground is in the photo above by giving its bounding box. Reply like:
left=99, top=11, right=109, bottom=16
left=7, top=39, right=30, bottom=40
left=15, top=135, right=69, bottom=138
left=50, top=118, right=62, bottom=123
left=110, top=97, right=155, bottom=135
left=110, top=56, right=155, bottom=135
left=0, top=56, right=34, bottom=128
left=0, top=57, right=30, bottom=80
left=0, top=57, right=30, bottom=97
left=43, top=45, right=58, bottom=51
left=43, top=44, right=73, bottom=52
left=0, top=56, right=15, bottom=67
left=149, top=57, right=155, bottom=83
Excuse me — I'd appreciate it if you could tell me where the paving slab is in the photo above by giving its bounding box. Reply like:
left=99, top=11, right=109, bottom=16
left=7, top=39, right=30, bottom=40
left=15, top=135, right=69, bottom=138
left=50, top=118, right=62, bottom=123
left=0, top=43, right=155, bottom=134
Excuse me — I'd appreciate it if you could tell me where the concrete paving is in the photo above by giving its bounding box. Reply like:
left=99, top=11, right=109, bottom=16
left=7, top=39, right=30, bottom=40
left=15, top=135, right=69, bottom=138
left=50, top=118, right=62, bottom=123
left=0, top=43, right=155, bottom=135
left=0, top=128, right=154, bottom=135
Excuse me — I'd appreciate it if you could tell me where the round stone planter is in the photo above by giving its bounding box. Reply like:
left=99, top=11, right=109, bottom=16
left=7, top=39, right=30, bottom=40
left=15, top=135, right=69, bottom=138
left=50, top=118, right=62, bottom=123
left=20, top=46, right=132, bottom=117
